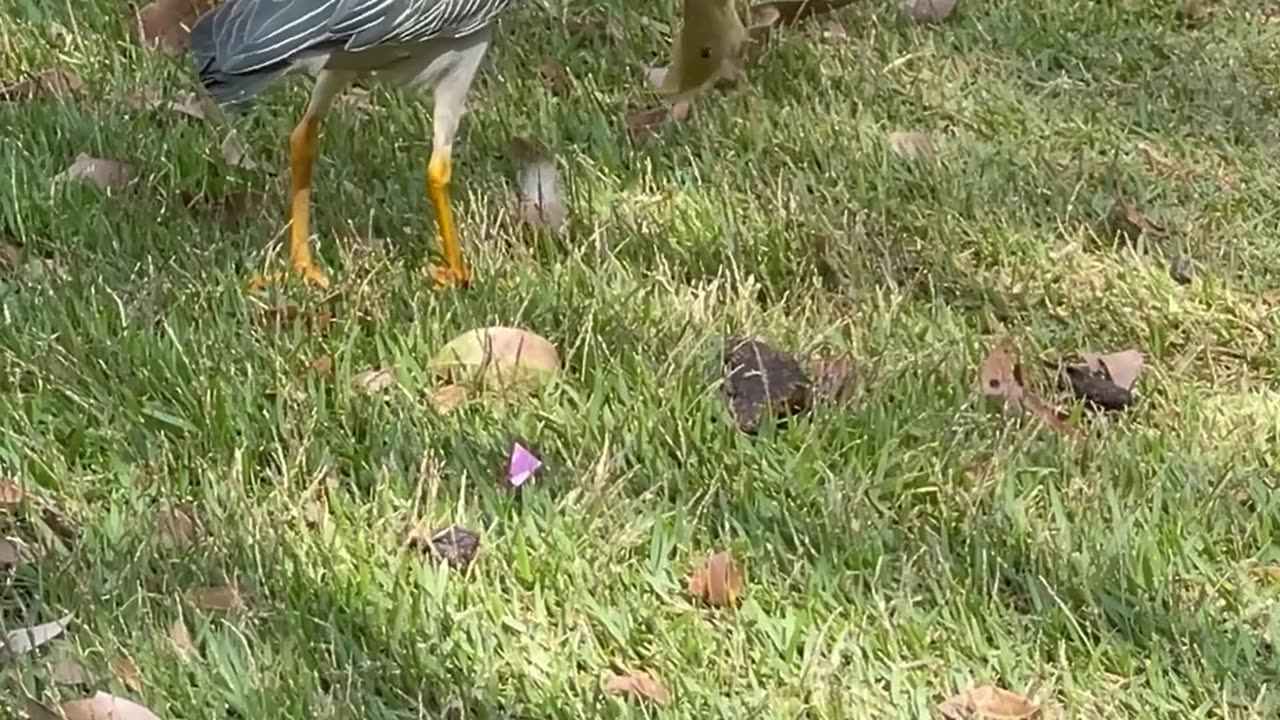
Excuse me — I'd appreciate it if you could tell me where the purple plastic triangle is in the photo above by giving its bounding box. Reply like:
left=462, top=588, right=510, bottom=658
left=507, top=443, right=542, bottom=488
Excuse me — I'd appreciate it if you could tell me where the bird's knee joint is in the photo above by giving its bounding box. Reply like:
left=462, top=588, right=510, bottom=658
left=427, top=154, right=452, bottom=189
left=290, top=117, right=318, bottom=159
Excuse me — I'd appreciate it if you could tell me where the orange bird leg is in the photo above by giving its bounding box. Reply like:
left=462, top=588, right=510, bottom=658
left=426, top=149, right=470, bottom=289
left=285, top=115, right=329, bottom=287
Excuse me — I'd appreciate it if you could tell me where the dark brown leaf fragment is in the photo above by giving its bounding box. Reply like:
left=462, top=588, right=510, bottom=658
left=0, top=69, right=83, bottom=102
left=722, top=336, right=811, bottom=433
left=411, top=525, right=480, bottom=570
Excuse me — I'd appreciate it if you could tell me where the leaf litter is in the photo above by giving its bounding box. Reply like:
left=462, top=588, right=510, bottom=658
left=136, top=0, right=217, bottom=56
left=902, top=0, right=961, bottom=23
left=937, top=685, right=1040, bottom=719
left=408, top=525, right=480, bottom=570
left=29, top=691, right=163, bottom=720
left=508, top=137, right=568, bottom=235
left=0, top=536, right=34, bottom=568
left=722, top=335, right=811, bottom=433
left=56, top=154, right=136, bottom=192
left=352, top=367, right=397, bottom=395
left=601, top=670, right=671, bottom=705
left=0, top=68, right=83, bottom=102
left=2, top=613, right=74, bottom=657
left=687, top=550, right=744, bottom=607
left=187, top=584, right=243, bottom=611
left=976, top=339, right=1079, bottom=438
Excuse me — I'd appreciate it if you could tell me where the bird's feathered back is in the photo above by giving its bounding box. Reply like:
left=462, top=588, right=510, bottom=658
left=191, top=0, right=515, bottom=103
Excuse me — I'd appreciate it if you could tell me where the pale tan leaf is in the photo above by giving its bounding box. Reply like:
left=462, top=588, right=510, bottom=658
left=1081, top=349, right=1145, bottom=391
left=687, top=551, right=744, bottom=607
left=888, top=130, right=935, bottom=159
left=937, top=685, right=1039, bottom=719
left=429, top=327, right=561, bottom=395
left=113, top=655, right=143, bottom=692
left=187, top=585, right=242, bottom=611
left=60, top=691, right=163, bottom=720
left=352, top=368, right=396, bottom=395
left=0, top=68, right=83, bottom=103
left=0, top=536, right=32, bottom=567
left=50, top=652, right=91, bottom=685
left=168, top=619, right=195, bottom=661
left=155, top=505, right=200, bottom=548
left=310, top=354, right=334, bottom=377
left=57, top=154, right=136, bottom=191
left=137, top=0, right=217, bottom=55
left=536, top=61, right=570, bottom=96
left=220, top=131, right=259, bottom=170
left=601, top=670, right=671, bottom=705
left=428, top=384, right=469, bottom=415
left=0, top=477, right=24, bottom=507
left=2, top=614, right=73, bottom=656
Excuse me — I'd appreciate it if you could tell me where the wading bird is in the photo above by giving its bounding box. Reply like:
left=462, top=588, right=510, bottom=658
left=190, top=0, right=518, bottom=289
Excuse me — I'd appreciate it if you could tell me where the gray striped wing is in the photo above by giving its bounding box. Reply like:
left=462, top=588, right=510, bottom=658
left=210, top=0, right=514, bottom=75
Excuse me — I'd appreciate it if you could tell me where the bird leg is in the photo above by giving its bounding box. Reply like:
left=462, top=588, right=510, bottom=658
left=426, top=147, right=470, bottom=289
left=285, top=114, right=330, bottom=287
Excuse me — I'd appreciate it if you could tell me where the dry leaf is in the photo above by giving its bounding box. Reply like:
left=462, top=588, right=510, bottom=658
left=352, top=368, right=396, bottom=395
left=888, top=130, right=935, bottom=159
left=155, top=504, right=200, bottom=548
left=624, top=105, right=676, bottom=138
left=723, top=336, right=811, bottom=433
left=601, top=670, right=671, bottom=705
left=428, top=326, right=561, bottom=395
left=188, top=584, right=242, bottom=611
left=220, top=131, right=259, bottom=170
left=537, top=61, right=571, bottom=96
left=409, top=525, right=481, bottom=570
left=169, top=93, right=210, bottom=120
left=0, top=242, right=20, bottom=270
left=137, top=0, right=217, bottom=56
left=182, top=189, right=264, bottom=224
left=748, top=0, right=859, bottom=37
left=1080, top=349, right=1144, bottom=391
left=169, top=619, right=195, bottom=661
left=58, top=691, right=163, bottom=720
left=687, top=551, right=744, bottom=607
left=808, top=348, right=857, bottom=404
left=311, top=354, right=334, bottom=377
left=902, top=0, right=960, bottom=23
left=2, top=614, right=74, bottom=656
left=0, top=477, right=24, bottom=508
left=57, top=154, right=136, bottom=191
left=0, top=536, right=33, bottom=568
left=112, top=655, right=143, bottom=692
left=50, top=653, right=91, bottom=684
left=566, top=15, right=622, bottom=43
left=1109, top=194, right=1164, bottom=241
left=429, top=384, right=469, bottom=414
left=977, top=341, right=1079, bottom=438
left=0, top=68, right=83, bottom=102
left=937, top=685, right=1039, bottom=719
left=508, top=137, right=568, bottom=235
left=1249, top=566, right=1280, bottom=583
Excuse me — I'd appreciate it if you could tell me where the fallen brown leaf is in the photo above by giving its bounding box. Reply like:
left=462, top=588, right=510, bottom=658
left=937, top=685, right=1039, bottom=719
left=624, top=105, right=676, bottom=139
left=50, top=652, right=91, bottom=685
left=601, top=670, right=671, bottom=705
left=1109, top=193, right=1164, bottom=241
left=0, top=68, right=83, bottom=102
left=0, top=477, right=24, bottom=508
left=408, top=525, right=481, bottom=570
left=169, top=92, right=211, bottom=120
left=1080, top=349, right=1144, bottom=391
left=537, top=61, right=571, bottom=96
left=808, top=348, right=857, bottom=404
left=0, top=536, right=31, bottom=568
left=188, top=584, right=242, bottom=611
left=687, top=550, right=744, bottom=607
left=2, top=614, right=74, bottom=656
left=311, top=354, right=334, bottom=377
left=220, top=130, right=260, bottom=170
left=137, top=0, right=217, bottom=56
left=1250, top=566, right=1280, bottom=583
left=428, top=384, right=469, bottom=414
left=352, top=368, right=396, bottom=395
left=748, top=0, right=860, bottom=38
left=169, top=619, right=195, bottom=661
left=182, top=188, right=265, bottom=224
left=723, top=336, right=811, bottom=433
left=57, top=154, right=136, bottom=191
left=978, top=340, right=1079, bottom=438
left=0, top=242, right=20, bottom=270
left=155, top=504, right=200, bottom=548
left=902, top=0, right=960, bottom=23
left=888, top=130, right=935, bottom=159
left=112, top=655, right=144, bottom=692
left=1177, top=0, right=1211, bottom=26
left=566, top=15, right=622, bottom=44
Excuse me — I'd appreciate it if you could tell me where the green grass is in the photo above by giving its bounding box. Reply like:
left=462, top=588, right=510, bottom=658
left=3, top=0, right=1280, bottom=717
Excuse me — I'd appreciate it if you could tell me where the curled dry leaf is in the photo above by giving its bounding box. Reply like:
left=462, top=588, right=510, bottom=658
left=808, top=348, right=857, bottom=405
left=1, top=242, right=20, bottom=270
left=169, top=619, right=195, bottom=661
left=0, top=477, right=24, bottom=508
left=888, top=130, right=935, bottom=159
left=0, top=536, right=32, bottom=568
left=0, top=68, right=83, bottom=102
left=408, top=525, right=480, bottom=570
left=2, top=613, right=74, bottom=656
left=977, top=340, right=1079, bottom=438
left=1080, top=349, right=1144, bottom=391
left=902, top=0, right=960, bottom=23
left=57, top=691, right=163, bottom=720
left=50, top=652, right=91, bottom=684
left=182, top=189, right=265, bottom=224
left=937, top=685, right=1039, bottom=719
left=537, top=61, right=571, bottom=96
left=1109, top=193, right=1164, bottom=241
left=155, top=504, right=200, bottom=548
left=659, top=0, right=749, bottom=101
left=220, top=131, right=260, bottom=170
left=188, top=584, right=242, bottom=611
left=310, top=354, right=334, bottom=377
left=137, top=0, right=217, bottom=55
left=57, top=154, right=136, bottom=191
left=601, top=670, right=671, bottom=705
left=428, top=384, right=468, bottom=414
left=352, top=367, right=396, bottom=395
left=428, top=326, right=561, bottom=395
left=624, top=105, right=677, bottom=139
left=722, top=336, right=811, bottom=433
left=687, top=550, right=744, bottom=607
left=508, top=136, right=568, bottom=235
left=748, top=0, right=859, bottom=40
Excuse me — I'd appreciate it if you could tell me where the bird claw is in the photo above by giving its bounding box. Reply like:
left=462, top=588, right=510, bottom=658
left=428, top=263, right=471, bottom=291
left=248, top=264, right=331, bottom=291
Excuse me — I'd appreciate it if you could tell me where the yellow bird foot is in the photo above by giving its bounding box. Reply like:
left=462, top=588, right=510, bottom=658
left=427, top=262, right=471, bottom=291
left=248, top=264, right=331, bottom=292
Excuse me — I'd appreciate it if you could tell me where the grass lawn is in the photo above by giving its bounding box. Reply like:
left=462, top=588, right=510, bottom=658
left=3, top=0, right=1280, bottom=717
